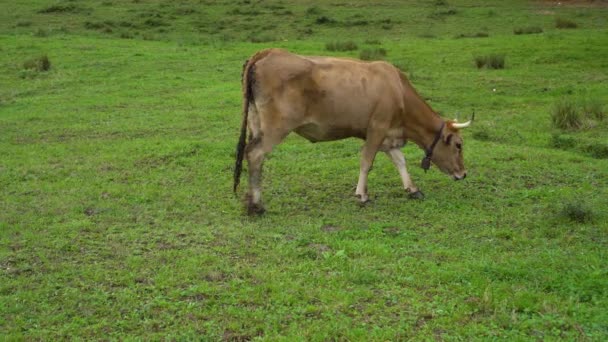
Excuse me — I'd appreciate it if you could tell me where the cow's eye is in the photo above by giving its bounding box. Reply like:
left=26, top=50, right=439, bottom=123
left=456, top=143, right=462, bottom=150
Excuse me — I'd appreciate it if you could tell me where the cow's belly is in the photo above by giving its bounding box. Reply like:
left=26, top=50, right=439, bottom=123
left=294, top=123, right=365, bottom=142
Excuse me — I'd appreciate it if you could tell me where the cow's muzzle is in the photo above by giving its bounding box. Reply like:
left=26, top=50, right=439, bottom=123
left=453, top=172, right=467, bottom=181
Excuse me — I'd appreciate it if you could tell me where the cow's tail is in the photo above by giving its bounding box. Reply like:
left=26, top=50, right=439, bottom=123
left=233, top=57, right=256, bottom=193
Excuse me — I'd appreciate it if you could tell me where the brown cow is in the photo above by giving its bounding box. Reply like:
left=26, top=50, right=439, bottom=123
left=233, top=49, right=472, bottom=215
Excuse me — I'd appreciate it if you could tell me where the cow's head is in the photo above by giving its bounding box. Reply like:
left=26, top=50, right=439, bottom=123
left=423, top=115, right=473, bottom=180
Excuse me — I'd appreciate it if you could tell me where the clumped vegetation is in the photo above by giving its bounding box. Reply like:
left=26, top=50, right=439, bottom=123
left=325, top=40, right=358, bottom=51
left=559, top=200, right=595, bottom=223
left=456, top=32, right=489, bottom=38
left=305, top=6, right=322, bottom=16
left=552, top=99, right=581, bottom=130
left=550, top=133, right=577, bottom=150
left=514, top=26, right=543, bottom=35
left=359, top=47, right=387, bottom=60
left=474, top=53, right=505, bottom=69
left=582, top=99, right=605, bottom=122
left=33, top=28, right=49, bottom=37
left=315, top=16, right=336, bottom=25
left=429, top=9, right=457, bottom=19
left=364, top=39, right=382, bottom=45
left=552, top=98, right=605, bottom=130
left=556, top=17, right=578, bottom=29
left=38, top=4, right=83, bottom=14
left=16, top=20, right=32, bottom=27
left=22, top=55, right=51, bottom=72
left=584, top=143, right=608, bottom=159
left=248, top=33, right=276, bottom=43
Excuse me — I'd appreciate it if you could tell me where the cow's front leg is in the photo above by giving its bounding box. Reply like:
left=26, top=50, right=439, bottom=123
left=355, top=132, right=385, bottom=203
left=385, top=148, right=424, bottom=199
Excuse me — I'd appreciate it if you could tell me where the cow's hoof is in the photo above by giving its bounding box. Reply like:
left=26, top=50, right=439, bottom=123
left=358, top=199, right=371, bottom=208
left=408, top=191, right=425, bottom=200
left=356, top=194, right=370, bottom=204
left=247, top=202, right=266, bottom=216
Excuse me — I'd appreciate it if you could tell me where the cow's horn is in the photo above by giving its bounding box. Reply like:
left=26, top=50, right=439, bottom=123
left=451, top=111, right=475, bottom=129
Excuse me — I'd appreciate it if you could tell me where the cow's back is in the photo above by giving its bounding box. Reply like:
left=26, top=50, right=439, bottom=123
left=251, top=49, right=404, bottom=142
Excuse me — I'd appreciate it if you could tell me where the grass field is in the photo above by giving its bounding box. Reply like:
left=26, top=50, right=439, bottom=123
left=1, top=0, right=607, bottom=340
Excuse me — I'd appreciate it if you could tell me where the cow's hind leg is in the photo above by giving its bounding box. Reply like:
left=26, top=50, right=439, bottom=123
left=245, top=136, right=267, bottom=215
left=384, top=148, right=424, bottom=199
left=245, top=128, right=289, bottom=215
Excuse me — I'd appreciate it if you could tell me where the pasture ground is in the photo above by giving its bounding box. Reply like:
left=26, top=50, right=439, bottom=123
left=1, top=0, right=607, bottom=340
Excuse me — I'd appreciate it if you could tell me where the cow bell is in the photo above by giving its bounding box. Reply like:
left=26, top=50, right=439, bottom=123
left=421, top=156, right=432, bottom=172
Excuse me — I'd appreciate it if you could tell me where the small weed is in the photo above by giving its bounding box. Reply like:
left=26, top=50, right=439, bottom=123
left=456, top=32, right=489, bottom=39
left=264, top=4, right=286, bottom=11
left=306, top=6, right=322, bottom=16
left=346, top=20, right=369, bottom=26
left=248, top=33, right=276, bottom=43
left=549, top=133, right=577, bottom=150
left=364, top=39, right=381, bottom=45
left=472, top=130, right=492, bottom=142
left=552, top=99, right=582, bottom=130
left=227, top=8, right=261, bottom=16
left=435, top=0, right=449, bottom=6
left=16, top=20, right=32, bottom=27
left=325, top=41, right=358, bottom=52
left=418, top=31, right=436, bottom=39
left=23, top=55, right=51, bottom=72
left=514, top=26, right=543, bottom=35
left=33, top=28, right=49, bottom=37
left=141, top=33, right=157, bottom=41
left=84, top=21, right=104, bottom=30
left=175, top=7, right=197, bottom=15
left=556, top=17, right=578, bottom=29
left=429, top=9, right=457, bottom=19
left=38, top=4, right=81, bottom=14
left=315, top=16, right=336, bottom=25
left=584, top=143, right=608, bottom=159
left=474, top=54, right=505, bottom=69
left=360, top=48, right=387, bottom=61
left=299, top=28, right=314, bottom=36
left=559, top=200, right=594, bottom=223
left=276, top=9, right=294, bottom=16
left=143, top=18, right=168, bottom=27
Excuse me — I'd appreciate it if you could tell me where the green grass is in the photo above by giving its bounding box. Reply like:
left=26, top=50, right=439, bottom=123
left=1, top=0, right=608, bottom=340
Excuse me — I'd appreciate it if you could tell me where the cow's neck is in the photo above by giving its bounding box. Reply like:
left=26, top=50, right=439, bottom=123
left=399, top=76, right=445, bottom=151
left=402, top=104, right=445, bottom=152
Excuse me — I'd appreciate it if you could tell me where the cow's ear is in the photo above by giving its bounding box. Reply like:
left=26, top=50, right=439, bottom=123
left=444, top=133, right=453, bottom=145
